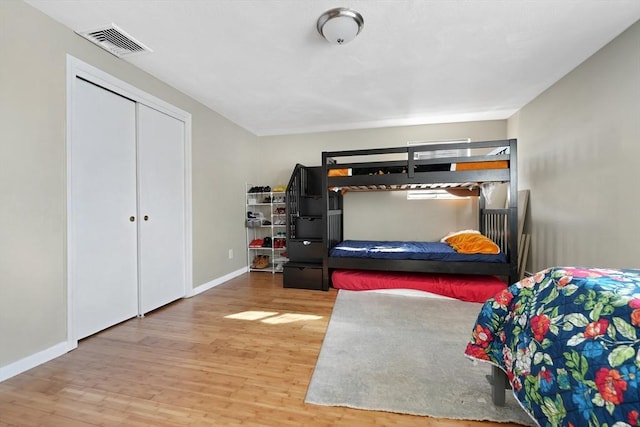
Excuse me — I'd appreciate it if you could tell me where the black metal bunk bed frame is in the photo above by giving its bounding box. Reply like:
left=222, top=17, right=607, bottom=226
left=320, top=139, right=519, bottom=291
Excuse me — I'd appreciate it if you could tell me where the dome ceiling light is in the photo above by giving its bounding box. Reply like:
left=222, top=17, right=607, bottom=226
left=316, top=7, right=364, bottom=45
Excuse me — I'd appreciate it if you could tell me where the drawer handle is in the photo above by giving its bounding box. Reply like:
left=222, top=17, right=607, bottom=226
left=303, top=240, right=311, bottom=246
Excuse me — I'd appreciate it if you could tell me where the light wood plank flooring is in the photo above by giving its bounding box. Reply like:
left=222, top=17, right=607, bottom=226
left=0, top=273, right=520, bottom=427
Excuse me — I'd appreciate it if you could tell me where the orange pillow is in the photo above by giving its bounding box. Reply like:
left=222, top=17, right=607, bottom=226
left=444, top=232, right=500, bottom=254
left=328, top=168, right=351, bottom=177
left=454, top=160, right=508, bottom=171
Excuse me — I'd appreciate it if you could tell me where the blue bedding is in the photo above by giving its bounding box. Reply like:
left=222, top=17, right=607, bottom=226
left=329, top=240, right=507, bottom=263
left=465, top=267, right=640, bottom=426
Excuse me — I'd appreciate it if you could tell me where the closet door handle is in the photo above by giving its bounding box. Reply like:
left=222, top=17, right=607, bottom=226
left=143, top=215, right=149, bottom=221
left=129, top=216, right=135, bottom=222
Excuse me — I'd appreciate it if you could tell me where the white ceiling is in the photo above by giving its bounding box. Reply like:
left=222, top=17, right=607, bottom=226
left=25, top=0, right=640, bottom=136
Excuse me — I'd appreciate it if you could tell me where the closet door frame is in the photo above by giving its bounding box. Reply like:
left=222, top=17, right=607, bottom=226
left=66, top=55, right=193, bottom=349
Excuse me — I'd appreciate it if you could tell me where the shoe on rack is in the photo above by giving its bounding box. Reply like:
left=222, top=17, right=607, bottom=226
left=254, top=255, right=269, bottom=269
left=246, top=218, right=261, bottom=227
left=249, top=239, right=264, bottom=248
left=262, top=237, right=272, bottom=248
left=250, top=255, right=261, bottom=268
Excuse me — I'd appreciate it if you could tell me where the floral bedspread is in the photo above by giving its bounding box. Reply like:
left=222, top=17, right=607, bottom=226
left=465, top=267, right=640, bottom=427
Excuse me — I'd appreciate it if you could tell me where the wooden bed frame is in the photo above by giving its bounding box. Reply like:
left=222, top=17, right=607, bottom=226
left=320, top=139, right=519, bottom=292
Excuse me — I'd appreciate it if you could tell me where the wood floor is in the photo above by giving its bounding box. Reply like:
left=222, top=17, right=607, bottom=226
left=0, top=273, right=520, bottom=427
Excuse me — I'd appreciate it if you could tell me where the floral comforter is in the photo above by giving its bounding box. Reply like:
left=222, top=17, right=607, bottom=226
left=465, top=267, right=640, bottom=427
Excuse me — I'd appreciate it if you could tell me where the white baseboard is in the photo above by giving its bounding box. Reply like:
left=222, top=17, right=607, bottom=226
left=0, top=341, right=73, bottom=383
left=189, top=266, right=248, bottom=297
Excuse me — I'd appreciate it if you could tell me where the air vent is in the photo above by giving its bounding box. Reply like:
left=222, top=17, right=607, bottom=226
left=76, top=24, right=152, bottom=58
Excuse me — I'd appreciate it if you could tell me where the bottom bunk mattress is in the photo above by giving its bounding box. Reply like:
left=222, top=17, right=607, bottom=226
left=331, top=269, right=507, bottom=303
left=329, top=240, right=507, bottom=263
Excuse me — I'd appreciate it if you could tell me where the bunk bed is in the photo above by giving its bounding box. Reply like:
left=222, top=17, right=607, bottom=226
left=320, top=139, right=519, bottom=293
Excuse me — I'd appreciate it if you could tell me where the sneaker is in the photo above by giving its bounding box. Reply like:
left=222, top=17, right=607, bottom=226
left=254, top=255, right=269, bottom=269
left=250, top=255, right=261, bottom=268
left=246, top=218, right=261, bottom=227
left=249, top=239, right=264, bottom=248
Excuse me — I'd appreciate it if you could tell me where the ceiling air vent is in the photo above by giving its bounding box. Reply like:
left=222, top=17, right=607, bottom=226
left=76, top=24, right=152, bottom=58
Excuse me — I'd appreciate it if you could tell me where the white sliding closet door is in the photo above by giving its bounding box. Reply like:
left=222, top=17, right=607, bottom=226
left=137, top=104, right=186, bottom=314
left=71, top=78, right=139, bottom=339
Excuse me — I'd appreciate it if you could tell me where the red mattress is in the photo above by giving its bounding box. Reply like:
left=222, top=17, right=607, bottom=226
left=331, top=269, right=507, bottom=303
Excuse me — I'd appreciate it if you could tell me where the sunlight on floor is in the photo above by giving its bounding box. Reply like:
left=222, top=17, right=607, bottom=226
left=261, top=313, right=323, bottom=324
left=225, top=311, right=323, bottom=324
left=225, top=311, right=278, bottom=320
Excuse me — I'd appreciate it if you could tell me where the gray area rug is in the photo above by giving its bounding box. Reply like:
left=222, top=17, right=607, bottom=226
left=305, top=290, right=536, bottom=426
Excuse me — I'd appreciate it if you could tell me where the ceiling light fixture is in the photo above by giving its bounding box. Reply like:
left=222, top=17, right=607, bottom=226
left=317, top=7, right=364, bottom=45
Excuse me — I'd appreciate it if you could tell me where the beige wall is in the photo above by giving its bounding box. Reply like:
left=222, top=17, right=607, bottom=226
left=256, top=121, right=507, bottom=240
left=508, top=20, right=640, bottom=272
left=0, top=0, right=255, bottom=368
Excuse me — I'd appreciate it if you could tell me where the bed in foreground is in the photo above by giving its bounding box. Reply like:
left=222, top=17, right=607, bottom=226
left=465, top=267, right=640, bottom=426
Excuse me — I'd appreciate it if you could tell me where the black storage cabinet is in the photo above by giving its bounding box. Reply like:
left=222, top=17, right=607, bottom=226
left=284, top=164, right=341, bottom=290
left=287, top=239, right=323, bottom=262
left=283, top=262, right=323, bottom=290
left=294, top=217, right=322, bottom=239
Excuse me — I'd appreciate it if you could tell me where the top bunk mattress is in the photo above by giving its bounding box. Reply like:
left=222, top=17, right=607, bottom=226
left=329, top=240, right=507, bottom=263
left=323, top=139, right=515, bottom=192
left=328, top=160, right=509, bottom=177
